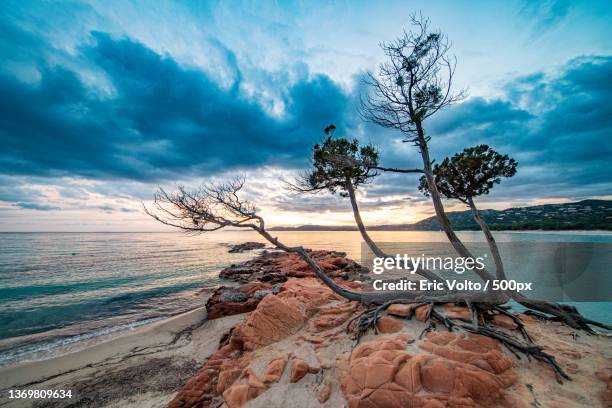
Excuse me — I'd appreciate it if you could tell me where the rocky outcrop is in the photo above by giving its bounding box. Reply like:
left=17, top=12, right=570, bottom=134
left=205, top=282, right=280, bottom=319
left=219, top=249, right=369, bottom=284
left=228, top=242, right=266, bottom=253
left=169, top=275, right=358, bottom=408
left=376, top=316, right=404, bottom=333
left=206, top=250, right=367, bottom=320
left=171, top=246, right=610, bottom=408
left=341, top=332, right=517, bottom=408
left=170, top=268, right=611, bottom=408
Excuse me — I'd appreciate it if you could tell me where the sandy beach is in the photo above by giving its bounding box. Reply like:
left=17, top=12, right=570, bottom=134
left=0, top=308, right=244, bottom=408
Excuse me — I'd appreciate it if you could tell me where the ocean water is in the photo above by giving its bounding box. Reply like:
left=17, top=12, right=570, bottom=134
left=0, top=230, right=610, bottom=366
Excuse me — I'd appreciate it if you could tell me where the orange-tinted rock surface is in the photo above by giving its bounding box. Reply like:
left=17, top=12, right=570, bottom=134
left=376, top=316, right=404, bottom=333
left=166, top=251, right=579, bottom=408
left=234, top=294, right=305, bottom=351
left=342, top=332, right=517, bottom=408
left=263, top=356, right=288, bottom=383
left=290, top=358, right=319, bottom=383
left=222, top=369, right=268, bottom=408
left=387, top=303, right=416, bottom=318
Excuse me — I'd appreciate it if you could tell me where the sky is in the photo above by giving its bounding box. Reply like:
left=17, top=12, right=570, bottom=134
left=0, top=0, right=611, bottom=231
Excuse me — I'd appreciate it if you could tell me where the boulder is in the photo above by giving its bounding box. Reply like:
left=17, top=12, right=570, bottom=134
left=234, top=294, right=305, bottom=350
left=206, top=283, right=277, bottom=319
left=290, top=358, right=320, bottom=383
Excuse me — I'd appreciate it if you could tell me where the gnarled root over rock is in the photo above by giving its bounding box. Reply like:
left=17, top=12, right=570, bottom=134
left=348, top=301, right=571, bottom=382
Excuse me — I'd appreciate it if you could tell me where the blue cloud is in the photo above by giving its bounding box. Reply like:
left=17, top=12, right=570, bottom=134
left=14, top=202, right=60, bottom=211
left=520, top=0, right=573, bottom=35
left=421, top=55, right=612, bottom=199
left=0, top=28, right=354, bottom=181
left=0, top=15, right=610, bottom=214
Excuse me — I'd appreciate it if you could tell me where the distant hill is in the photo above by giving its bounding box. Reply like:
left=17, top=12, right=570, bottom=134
left=269, top=199, right=612, bottom=231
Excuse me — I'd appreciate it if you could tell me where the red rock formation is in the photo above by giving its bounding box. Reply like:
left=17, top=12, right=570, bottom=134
left=312, top=302, right=357, bottom=330
left=208, top=250, right=366, bottom=320
left=342, top=332, right=517, bottom=408
left=376, top=316, right=404, bottom=333
left=206, top=282, right=273, bottom=319
left=219, top=249, right=368, bottom=283
left=222, top=369, right=268, bottom=408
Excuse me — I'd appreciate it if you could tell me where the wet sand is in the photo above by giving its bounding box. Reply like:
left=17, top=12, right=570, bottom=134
left=0, top=308, right=244, bottom=408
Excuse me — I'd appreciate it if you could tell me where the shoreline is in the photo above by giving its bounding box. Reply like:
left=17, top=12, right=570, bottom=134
left=1, top=248, right=610, bottom=407
left=0, top=306, right=245, bottom=408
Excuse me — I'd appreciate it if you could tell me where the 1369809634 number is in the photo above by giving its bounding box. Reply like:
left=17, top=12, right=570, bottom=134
left=8, top=389, right=73, bottom=399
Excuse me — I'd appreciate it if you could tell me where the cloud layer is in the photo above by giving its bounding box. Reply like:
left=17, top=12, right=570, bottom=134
left=0, top=29, right=357, bottom=182
left=0, top=2, right=610, bottom=229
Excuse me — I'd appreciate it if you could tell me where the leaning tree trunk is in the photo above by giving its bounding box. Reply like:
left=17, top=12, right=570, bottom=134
left=415, top=122, right=499, bottom=292
left=415, top=121, right=611, bottom=331
left=344, top=177, right=443, bottom=283
left=467, top=197, right=510, bottom=303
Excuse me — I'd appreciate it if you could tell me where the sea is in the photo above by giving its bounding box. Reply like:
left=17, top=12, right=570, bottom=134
left=0, top=230, right=611, bottom=367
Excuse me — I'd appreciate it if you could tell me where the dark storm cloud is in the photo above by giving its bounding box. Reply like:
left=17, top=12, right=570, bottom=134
left=0, top=29, right=354, bottom=181
left=421, top=55, right=612, bottom=199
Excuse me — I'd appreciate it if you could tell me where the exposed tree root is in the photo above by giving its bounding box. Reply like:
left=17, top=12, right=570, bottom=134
left=347, top=301, right=575, bottom=383
left=514, top=297, right=612, bottom=334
